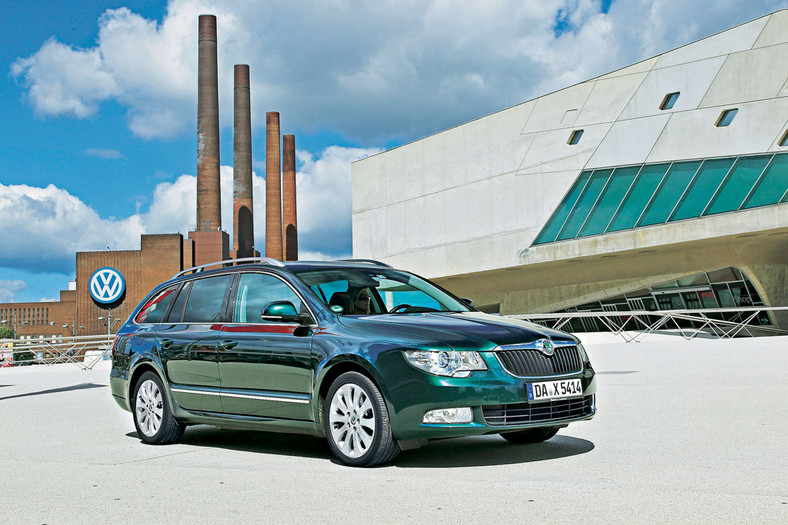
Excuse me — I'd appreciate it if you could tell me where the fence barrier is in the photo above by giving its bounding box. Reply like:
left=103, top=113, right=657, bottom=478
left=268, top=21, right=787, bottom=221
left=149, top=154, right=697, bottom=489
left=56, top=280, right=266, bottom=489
left=0, top=334, right=115, bottom=370
left=507, top=306, right=788, bottom=342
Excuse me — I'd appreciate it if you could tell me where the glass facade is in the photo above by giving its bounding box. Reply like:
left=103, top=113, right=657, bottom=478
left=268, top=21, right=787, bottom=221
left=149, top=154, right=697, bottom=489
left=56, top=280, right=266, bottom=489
left=534, top=153, right=788, bottom=245
left=546, top=267, right=770, bottom=333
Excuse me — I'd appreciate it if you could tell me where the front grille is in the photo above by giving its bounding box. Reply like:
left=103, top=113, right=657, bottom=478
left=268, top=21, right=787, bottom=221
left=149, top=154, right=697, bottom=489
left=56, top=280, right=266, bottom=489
left=496, top=345, right=582, bottom=376
left=482, top=396, right=593, bottom=426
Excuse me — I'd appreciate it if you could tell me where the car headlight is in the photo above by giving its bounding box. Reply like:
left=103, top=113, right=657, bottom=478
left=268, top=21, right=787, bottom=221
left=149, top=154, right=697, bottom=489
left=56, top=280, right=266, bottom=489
left=577, top=342, right=590, bottom=363
left=402, top=349, right=487, bottom=377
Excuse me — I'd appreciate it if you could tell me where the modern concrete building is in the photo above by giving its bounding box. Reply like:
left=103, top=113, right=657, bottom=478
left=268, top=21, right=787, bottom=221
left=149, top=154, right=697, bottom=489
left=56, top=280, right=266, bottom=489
left=352, top=10, right=788, bottom=327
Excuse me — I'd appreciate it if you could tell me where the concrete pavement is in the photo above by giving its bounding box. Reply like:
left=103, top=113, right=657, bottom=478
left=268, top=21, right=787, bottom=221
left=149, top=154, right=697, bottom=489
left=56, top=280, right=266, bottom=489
left=0, top=336, right=786, bottom=523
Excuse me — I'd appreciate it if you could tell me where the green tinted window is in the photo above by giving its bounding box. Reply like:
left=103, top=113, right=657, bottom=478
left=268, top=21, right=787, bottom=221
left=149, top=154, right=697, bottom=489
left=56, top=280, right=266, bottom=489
left=705, top=155, right=772, bottom=215
left=533, top=171, right=591, bottom=244
left=556, top=169, right=612, bottom=241
left=607, top=164, right=670, bottom=232
left=743, top=154, right=788, bottom=209
left=638, top=161, right=701, bottom=226
left=671, top=158, right=734, bottom=220
left=182, top=275, right=232, bottom=323
left=579, top=166, right=640, bottom=237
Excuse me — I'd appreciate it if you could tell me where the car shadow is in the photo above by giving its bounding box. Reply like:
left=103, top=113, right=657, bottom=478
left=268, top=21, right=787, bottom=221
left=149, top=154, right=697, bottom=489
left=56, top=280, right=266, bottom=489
left=391, top=434, right=594, bottom=468
left=126, top=427, right=594, bottom=468
left=0, top=382, right=105, bottom=401
left=127, top=427, right=331, bottom=460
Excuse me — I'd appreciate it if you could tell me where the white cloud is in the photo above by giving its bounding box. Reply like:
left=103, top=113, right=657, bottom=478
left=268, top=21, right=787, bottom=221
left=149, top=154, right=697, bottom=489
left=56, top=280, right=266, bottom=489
left=0, top=280, right=27, bottom=303
left=85, top=148, right=125, bottom=159
left=0, top=146, right=374, bottom=274
left=12, top=1, right=784, bottom=143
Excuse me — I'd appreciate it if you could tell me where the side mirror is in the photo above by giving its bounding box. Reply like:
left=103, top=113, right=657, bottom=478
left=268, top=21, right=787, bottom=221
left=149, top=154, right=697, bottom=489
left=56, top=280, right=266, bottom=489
left=460, top=297, right=475, bottom=309
left=261, top=301, right=300, bottom=323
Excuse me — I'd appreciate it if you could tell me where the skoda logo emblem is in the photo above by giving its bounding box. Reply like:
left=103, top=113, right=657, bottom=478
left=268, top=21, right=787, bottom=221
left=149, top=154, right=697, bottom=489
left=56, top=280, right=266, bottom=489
left=536, top=338, right=555, bottom=356
left=89, top=267, right=126, bottom=305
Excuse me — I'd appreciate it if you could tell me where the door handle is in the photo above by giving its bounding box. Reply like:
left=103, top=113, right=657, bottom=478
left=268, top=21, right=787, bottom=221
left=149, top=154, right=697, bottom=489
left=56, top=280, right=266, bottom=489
left=219, top=339, right=238, bottom=350
left=159, top=338, right=173, bottom=349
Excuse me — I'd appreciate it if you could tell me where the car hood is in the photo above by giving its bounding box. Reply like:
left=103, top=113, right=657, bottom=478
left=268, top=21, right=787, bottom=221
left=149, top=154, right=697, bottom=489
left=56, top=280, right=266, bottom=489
left=336, top=311, right=576, bottom=351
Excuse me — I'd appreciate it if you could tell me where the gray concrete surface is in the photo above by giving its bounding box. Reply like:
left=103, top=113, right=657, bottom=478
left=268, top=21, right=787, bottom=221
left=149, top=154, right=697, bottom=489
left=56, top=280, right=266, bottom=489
left=1, top=336, right=786, bottom=524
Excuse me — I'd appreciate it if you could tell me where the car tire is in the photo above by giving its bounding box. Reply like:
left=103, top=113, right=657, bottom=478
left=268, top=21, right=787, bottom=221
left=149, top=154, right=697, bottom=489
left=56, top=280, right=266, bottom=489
left=500, top=426, right=559, bottom=444
left=132, top=371, right=184, bottom=445
left=324, top=371, right=400, bottom=467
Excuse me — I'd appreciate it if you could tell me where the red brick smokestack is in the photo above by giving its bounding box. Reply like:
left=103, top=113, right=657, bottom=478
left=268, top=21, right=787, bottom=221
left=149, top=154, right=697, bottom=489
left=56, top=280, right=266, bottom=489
left=265, top=112, right=283, bottom=259
left=282, top=134, right=298, bottom=261
left=196, top=14, right=221, bottom=231
left=233, top=64, right=254, bottom=257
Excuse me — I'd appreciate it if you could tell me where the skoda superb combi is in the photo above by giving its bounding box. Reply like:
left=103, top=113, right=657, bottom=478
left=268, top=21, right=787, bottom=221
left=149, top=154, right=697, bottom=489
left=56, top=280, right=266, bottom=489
left=110, top=258, right=596, bottom=466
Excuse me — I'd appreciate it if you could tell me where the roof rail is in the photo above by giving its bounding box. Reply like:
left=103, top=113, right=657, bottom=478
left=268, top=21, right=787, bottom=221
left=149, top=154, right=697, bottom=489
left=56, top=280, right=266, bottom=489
left=171, top=257, right=285, bottom=279
left=336, top=259, right=393, bottom=268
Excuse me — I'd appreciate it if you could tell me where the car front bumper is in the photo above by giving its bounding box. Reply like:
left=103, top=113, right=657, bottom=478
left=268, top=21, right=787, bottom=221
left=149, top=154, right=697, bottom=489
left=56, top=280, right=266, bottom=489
left=380, top=351, right=597, bottom=441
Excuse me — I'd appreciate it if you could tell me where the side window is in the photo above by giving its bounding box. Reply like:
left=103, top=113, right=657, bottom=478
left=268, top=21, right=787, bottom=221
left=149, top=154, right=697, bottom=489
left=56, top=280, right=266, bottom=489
left=182, top=275, right=232, bottom=323
left=234, top=273, right=304, bottom=323
left=165, top=281, right=192, bottom=323
left=135, top=285, right=178, bottom=324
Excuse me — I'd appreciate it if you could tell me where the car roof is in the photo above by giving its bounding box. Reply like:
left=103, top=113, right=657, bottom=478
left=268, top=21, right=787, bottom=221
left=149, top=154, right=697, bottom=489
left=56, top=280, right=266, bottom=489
left=166, top=258, right=395, bottom=284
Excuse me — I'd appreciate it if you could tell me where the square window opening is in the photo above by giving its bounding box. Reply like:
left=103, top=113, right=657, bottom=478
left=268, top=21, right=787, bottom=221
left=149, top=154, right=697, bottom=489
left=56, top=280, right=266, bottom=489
left=716, top=108, right=738, bottom=127
left=567, top=129, right=584, bottom=145
left=659, top=92, right=680, bottom=110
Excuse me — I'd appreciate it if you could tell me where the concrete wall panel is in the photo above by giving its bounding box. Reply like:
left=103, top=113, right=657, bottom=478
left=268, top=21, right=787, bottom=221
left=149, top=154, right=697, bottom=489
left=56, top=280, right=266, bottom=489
left=518, top=123, right=613, bottom=174
left=353, top=102, right=534, bottom=213
left=586, top=115, right=670, bottom=168
left=654, top=16, right=768, bottom=69
left=647, top=98, right=788, bottom=162
left=575, top=73, right=646, bottom=126
left=618, top=57, right=726, bottom=120
left=700, top=44, right=788, bottom=108
left=521, top=82, right=595, bottom=134
left=596, top=57, right=658, bottom=81
left=753, top=10, right=787, bottom=48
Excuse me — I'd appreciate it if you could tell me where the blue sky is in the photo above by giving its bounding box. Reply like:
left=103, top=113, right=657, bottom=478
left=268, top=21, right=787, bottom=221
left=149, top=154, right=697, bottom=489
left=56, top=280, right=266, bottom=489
left=0, top=0, right=783, bottom=302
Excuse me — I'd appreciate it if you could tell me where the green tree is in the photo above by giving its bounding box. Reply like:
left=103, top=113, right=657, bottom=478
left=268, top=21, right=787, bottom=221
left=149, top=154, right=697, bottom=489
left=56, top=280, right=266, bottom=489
left=0, top=326, right=13, bottom=339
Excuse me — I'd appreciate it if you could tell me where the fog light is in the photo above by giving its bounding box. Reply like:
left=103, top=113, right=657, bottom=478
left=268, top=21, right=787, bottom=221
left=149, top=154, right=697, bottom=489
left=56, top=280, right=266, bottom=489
left=422, top=407, right=473, bottom=424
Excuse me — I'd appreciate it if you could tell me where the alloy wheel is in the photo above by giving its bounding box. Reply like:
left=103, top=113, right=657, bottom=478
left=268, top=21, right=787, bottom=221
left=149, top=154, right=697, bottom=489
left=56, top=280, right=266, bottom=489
left=135, top=379, right=164, bottom=437
left=329, top=383, right=376, bottom=458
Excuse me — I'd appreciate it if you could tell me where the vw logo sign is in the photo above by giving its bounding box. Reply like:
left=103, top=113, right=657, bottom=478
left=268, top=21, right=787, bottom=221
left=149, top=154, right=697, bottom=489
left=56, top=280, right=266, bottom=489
left=89, top=267, right=126, bottom=305
left=535, top=338, right=555, bottom=356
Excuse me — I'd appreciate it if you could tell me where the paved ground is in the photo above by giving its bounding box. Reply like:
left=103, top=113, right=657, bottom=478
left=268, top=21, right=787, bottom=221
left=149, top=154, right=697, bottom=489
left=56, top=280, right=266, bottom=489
left=0, top=335, right=786, bottom=524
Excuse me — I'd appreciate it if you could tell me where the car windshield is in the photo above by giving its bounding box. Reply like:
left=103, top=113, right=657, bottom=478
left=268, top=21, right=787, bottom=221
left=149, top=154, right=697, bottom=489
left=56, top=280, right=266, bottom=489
left=294, top=268, right=471, bottom=315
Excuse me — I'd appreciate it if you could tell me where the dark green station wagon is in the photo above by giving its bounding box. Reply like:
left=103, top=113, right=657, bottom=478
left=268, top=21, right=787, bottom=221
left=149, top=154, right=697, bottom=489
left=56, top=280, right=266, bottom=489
left=110, top=258, right=596, bottom=466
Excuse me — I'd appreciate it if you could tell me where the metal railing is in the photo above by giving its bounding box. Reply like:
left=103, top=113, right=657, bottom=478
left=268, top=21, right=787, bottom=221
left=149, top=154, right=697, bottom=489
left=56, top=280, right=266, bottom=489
left=0, top=334, right=115, bottom=370
left=507, top=306, right=788, bottom=342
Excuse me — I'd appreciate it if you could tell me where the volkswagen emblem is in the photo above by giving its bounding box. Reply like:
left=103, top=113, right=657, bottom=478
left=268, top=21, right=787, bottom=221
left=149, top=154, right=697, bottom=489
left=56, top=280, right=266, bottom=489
left=535, top=338, right=555, bottom=356
left=89, top=267, right=126, bottom=305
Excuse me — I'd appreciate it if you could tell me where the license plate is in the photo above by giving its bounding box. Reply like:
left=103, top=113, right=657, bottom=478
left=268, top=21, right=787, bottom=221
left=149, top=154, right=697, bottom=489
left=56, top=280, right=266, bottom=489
left=527, top=379, right=583, bottom=401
